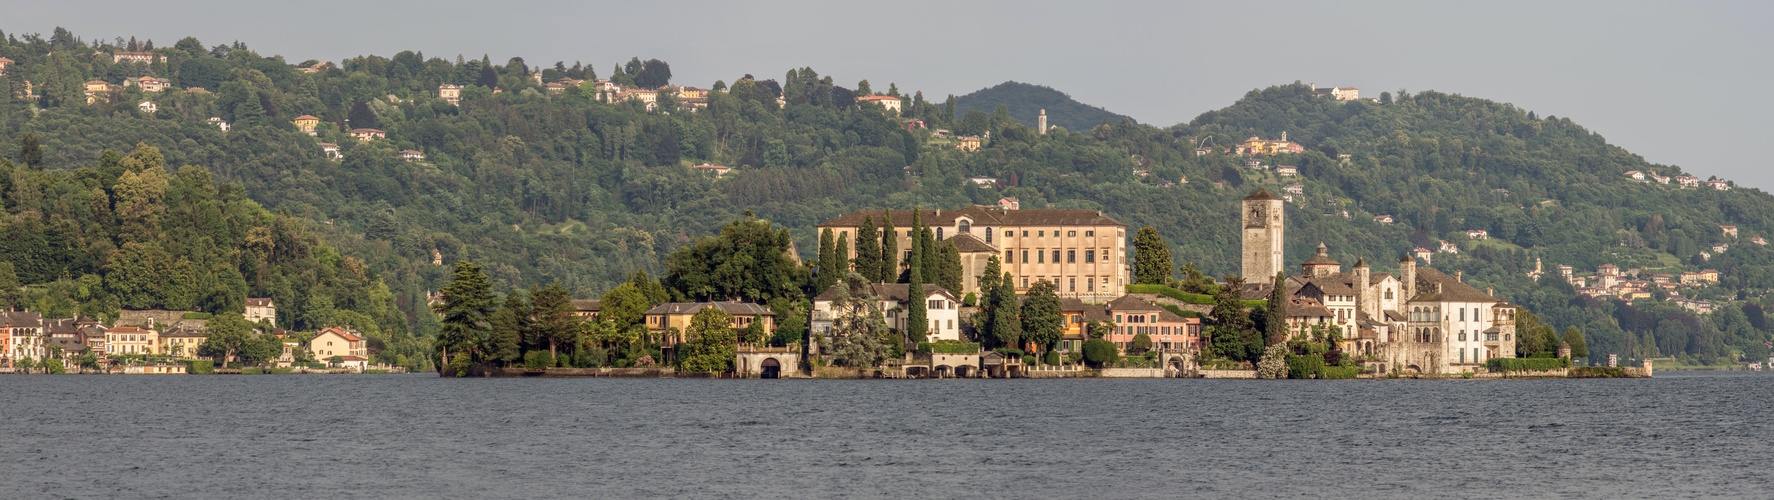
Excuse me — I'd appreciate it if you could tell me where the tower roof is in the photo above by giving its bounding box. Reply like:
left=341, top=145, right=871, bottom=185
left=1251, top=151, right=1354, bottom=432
left=1302, top=243, right=1339, bottom=266
left=1243, top=188, right=1283, bottom=201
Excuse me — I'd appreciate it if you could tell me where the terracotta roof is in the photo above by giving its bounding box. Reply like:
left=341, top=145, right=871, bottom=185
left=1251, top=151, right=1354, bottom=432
left=107, top=326, right=154, bottom=334
left=947, top=232, right=997, bottom=253
left=818, top=207, right=1123, bottom=229
left=1243, top=188, right=1283, bottom=201
left=161, top=327, right=208, bottom=339
left=572, top=299, right=601, bottom=312
left=644, top=302, right=775, bottom=317
left=350, top=128, right=385, bottom=134
left=856, top=95, right=900, bottom=101
left=294, top=115, right=319, bottom=121
left=245, top=298, right=274, bottom=307
left=0, top=311, right=43, bottom=328
left=317, top=327, right=364, bottom=342
left=1408, top=267, right=1499, bottom=303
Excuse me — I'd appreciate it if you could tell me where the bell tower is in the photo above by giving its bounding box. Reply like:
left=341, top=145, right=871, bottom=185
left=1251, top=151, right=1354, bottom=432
left=1242, top=189, right=1286, bottom=280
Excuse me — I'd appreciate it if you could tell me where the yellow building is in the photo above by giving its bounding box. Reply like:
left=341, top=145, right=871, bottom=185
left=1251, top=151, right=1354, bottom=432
left=159, top=328, right=208, bottom=359
left=817, top=207, right=1128, bottom=300
left=106, top=326, right=158, bottom=355
left=644, top=302, right=776, bottom=347
left=292, top=115, right=321, bottom=136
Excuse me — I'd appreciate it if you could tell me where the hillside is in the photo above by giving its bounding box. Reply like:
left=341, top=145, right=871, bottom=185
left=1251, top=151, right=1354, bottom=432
left=953, top=81, right=1134, bottom=132
left=0, top=29, right=1770, bottom=367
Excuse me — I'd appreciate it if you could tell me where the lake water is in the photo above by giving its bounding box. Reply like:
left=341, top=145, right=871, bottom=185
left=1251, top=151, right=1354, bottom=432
left=1, top=371, right=1769, bottom=498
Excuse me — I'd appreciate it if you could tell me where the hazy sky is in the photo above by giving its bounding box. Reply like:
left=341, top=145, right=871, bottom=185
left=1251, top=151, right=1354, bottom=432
left=9, top=1, right=1772, bottom=188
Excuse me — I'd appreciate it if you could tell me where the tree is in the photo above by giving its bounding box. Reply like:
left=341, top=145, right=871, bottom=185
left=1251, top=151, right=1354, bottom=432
left=348, top=101, right=377, bottom=130
left=18, top=133, right=42, bottom=170
left=677, top=306, right=736, bottom=372
left=936, top=240, right=963, bottom=294
left=531, top=282, right=580, bottom=359
left=835, top=232, right=850, bottom=289
left=989, top=271, right=1022, bottom=348
left=0, top=262, right=18, bottom=311
left=635, top=59, right=672, bottom=89
left=1130, top=333, right=1153, bottom=355
left=598, top=282, right=650, bottom=331
left=1082, top=338, right=1118, bottom=367
left=1563, top=326, right=1588, bottom=360
left=477, top=64, right=499, bottom=89
left=827, top=273, right=892, bottom=367
left=818, top=227, right=838, bottom=293
left=662, top=216, right=808, bottom=303
left=1132, top=226, right=1172, bottom=285
left=906, top=235, right=928, bottom=344
left=1266, top=272, right=1287, bottom=345
left=198, top=313, right=253, bottom=367
left=1209, top=275, right=1260, bottom=362
left=488, top=291, right=529, bottom=365
left=434, top=261, right=496, bottom=369
left=854, top=216, right=882, bottom=283
left=880, top=211, right=898, bottom=282
left=1022, top=280, right=1063, bottom=354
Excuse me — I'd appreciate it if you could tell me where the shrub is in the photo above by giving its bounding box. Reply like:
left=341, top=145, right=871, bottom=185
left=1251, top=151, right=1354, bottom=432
left=1130, top=333, right=1153, bottom=354
left=1571, top=366, right=1631, bottom=378
left=1082, top=339, right=1118, bottom=366
left=187, top=360, right=215, bottom=374
left=1322, top=365, right=1359, bottom=379
left=1022, top=355, right=1037, bottom=365
left=962, top=293, right=977, bottom=307
left=1486, top=357, right=1569, bottom=372
left=524, top=350, right=555, bottom=369
left=1065, top=351, right=1084, bottom=365
left=450, top=352, right=474, bottom=377
left=918, top=342, right=982, bottom=354
left=993, top=347, right=1025, bottom=358
left=1286, top=353, right=1325, bottom=379
left=1042, top=350, right=1061, bottom=366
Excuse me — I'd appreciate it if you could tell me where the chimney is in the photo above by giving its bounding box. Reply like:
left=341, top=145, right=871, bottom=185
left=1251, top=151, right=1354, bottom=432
left=1399, top=255, right=1416, bottom=301
left=1487, top=286, right=1494, bottom=296
left=1455, top=270, right=1463, bottom=283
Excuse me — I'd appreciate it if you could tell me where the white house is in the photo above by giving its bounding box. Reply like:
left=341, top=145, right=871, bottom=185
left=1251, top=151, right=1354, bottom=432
left=310, top=327, right=368, bottom=371
left=812, top=283, right=962, bottom=343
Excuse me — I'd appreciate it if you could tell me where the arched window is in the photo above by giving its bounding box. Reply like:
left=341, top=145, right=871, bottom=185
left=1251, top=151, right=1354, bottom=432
left=959, top=220, right=971, bottom=233
left=1384, top=289, right=1393, bottom=299
left=985, top=227, right=993, bottom=243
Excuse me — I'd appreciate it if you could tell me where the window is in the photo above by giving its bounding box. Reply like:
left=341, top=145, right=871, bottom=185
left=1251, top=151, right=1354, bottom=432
left=1006, top=230, right=1014, bottom=237
left=1116, top=315, right=1123, bottom=323
left=1460, top=349, right=1466, bottom=363
left=1459, top=330, right=1466, bottom=341
left=1006, top=250, right=1015, bottom=263
left=1384, top=289, right=1393, bottom=299
left=1085, top=250, right=1096, bottom=263
left=1068, top=230, right=1076, bottom=237
left=1022, top=231, right=1029, bottom=237
left=1069, top=278, right=1076, bottom=292
left=905, top=251, right=912, bottom=262
left=959, top=220, right=971, bottom=233
left=948, top=320, right=953, bottom=329
left=936, top=228, right=944, bottom=240
left=1071, top=314, right=1081, bottom=324
left=1087, top=277, right=1095, bottom=291
left=1102, top=277, right=1110, bottom=289
left=1459, top=309, right=1465, bottom=321
left=1052, top=250, right=1060, bottom=263
left=1085, top=231, right=1094, bottom=237
left=985, top=228, right=993, bottom=243
left=1021, top=277, right=1028, bottom=288
left=1067, top=250, right=1076, bottom=263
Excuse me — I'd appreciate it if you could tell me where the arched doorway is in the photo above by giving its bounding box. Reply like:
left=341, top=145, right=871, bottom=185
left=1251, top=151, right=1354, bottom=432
left=933, top=365, right=952, bottom=378
left=953, top=365, right=975, bottom=378
left=760, top=358, right=781, bottom=379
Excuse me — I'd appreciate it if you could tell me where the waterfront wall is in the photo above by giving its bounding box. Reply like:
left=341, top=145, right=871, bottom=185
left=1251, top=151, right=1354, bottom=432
left=1200, top=369, right=1257, bottom=379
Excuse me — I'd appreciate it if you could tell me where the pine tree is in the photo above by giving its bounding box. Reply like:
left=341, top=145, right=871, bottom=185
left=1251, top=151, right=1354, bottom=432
left=854, top=216, right=881, bottom=282
left=18, top=133, right=42, bottom=170
left=434, top=261, right=496, bottom=369
left=881, top=211, right=898, bottom=283
left=1133, top=226, right=1172, bottom=285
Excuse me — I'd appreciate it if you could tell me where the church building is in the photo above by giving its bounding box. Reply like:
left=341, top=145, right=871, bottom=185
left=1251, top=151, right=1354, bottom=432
left=1240, top=189, right=1518, bottom=375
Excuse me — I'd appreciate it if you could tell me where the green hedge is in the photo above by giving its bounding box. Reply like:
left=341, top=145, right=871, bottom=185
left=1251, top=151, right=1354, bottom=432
left=1286, top=354, right=1325, bottom=379
left=918, top=342, right=982, bottom=354
left=1570, top=366, right=1631, bottom=378
left=1486, top=357, right=1570, bottom=372
left=186, top=360, right=215, bottom=374
left=1322, top=365, right=1360, bottom=379
left=182, top=312, right=213, bottom=319
left=1126, top=284, right=1265, bottom=308
left=1157, top=304, right=1200, bottom=319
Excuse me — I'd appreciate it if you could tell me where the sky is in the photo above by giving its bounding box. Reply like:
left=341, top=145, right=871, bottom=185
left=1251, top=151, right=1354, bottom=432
left=8, top=1, right=1773, bottom=188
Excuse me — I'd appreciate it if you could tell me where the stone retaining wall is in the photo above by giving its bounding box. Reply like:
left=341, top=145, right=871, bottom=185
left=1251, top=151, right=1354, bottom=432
left=1199, top=369, right=1257, bottom=379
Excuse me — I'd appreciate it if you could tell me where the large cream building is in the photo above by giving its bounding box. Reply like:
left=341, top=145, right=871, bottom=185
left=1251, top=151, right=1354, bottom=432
left=817, top=207, right=1128, bottom=300
left=1240, top=189, right=1520, bottom=375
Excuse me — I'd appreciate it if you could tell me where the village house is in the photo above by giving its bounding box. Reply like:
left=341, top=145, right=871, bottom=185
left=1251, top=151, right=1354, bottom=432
left=0, top=57, right=12, bottom=75
left=1243, top=159, right=1266, bottom=170
left=1754, top=237, right=1768, bottom=246
left=399, top=150, right=426, bottom=161
left=310, top=327, right=369, bottom=371
left=818, top=207, right=1128, bottom=300
left=1, top=312, right=45, bottom=364
left=1283, top=183, right=1305, bottom=195
left=997, top=197, right=1020, bottom=210
left=1721, top=225, right=1738, bottom=238
left=1311, top=84, right=1360, bottom=101
left=967, top=175, right=998, bottom=187
left=245, top=298, right=276, bottom=326
left=1675, top=175, right=1701, bottom=187
left=208, top=117, right=230, bottom=132
left=137, top=101, right=157, bottom=113
left=1650, top=173, right=1670, bottom=184
left=1438, top=240, right=1460, bottom=254
left=571, top=300, right=601, bottom=321
left=956, top=136, right=984, bottom=152
left=158, top=327, right=207, bottom=359
left=84, top=80, right=115, bottom=103
left=350, top=128, right=386, bottom=141
left=1623, top=170, right=1646, bottom=181
left=691, top=164, right=731, bottom=178
left=318, top=143, right=341, bottom=160
left=292, top=115, right=321, bottom=135
left=1276, top=165, right=1298, bottom=177
left=812, top=283, right=962, bottom=343
left=111, top=51, right=167, bottom=64
left=438, top=84, right=461, bottom=106
left=1373, top=215, right=1394, bottom=225
left=644, top=302, right=776, bottom=349
left=124, top=76, right=169, bottom=92
left=1235, top=132, right=1306, bottom=155
left=855, top=95, right=903, bottom=114
left=1708, top=180, right=1730, bottom=191
left=106, top=326, right=158, bottom=355
left=1413, top=247, right=1434, bottom=265
left=1465, top=229, right=1489, bottom=240
left=1100, top=296, right=1199, bottom=353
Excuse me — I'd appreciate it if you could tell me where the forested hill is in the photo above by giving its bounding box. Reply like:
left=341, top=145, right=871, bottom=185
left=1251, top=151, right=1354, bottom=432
left=954, top=81, right=1133, bottom=132
left=0, top=28, right=1769, bottom=366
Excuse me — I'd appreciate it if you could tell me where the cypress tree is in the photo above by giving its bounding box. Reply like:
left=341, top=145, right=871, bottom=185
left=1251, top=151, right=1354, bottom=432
left=974, top=256, right=1003, bottom=341
left=881, top=211, right=898, bottom=283
left=906, top=209, right=923, bottom=283
left=919, top=224, right=939, bottom=288
left=991, top=271, right=1021, bottom=349
left=1266, top=272, right=1287, bottom=345
left=907, top=241, right=927, bottom=344
left=855, top=216, right=881, bottom=282
left=936, top=240, right=963, bottom=294
left=818, top=228, right=837, bottom=294
left=835, top=232, right=850, bottom=280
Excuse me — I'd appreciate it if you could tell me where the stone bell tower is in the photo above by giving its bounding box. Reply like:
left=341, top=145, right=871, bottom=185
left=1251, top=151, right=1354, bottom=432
left=1038, top=109, right=1048, bottom=134
left=1242, top=189, right=1285, bottom=280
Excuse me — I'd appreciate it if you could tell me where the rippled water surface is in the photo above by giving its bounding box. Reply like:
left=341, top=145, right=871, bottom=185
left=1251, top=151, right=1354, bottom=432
left=1, top=371, right=1770, bottom=498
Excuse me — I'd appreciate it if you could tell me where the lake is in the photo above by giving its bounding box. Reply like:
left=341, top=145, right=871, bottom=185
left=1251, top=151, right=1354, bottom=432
left=0, top=371, right=1768, bottom=498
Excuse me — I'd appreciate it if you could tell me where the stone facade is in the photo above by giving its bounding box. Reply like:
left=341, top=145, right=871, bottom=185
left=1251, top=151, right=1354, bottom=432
left=1242, top=189, right=1285, bottom=281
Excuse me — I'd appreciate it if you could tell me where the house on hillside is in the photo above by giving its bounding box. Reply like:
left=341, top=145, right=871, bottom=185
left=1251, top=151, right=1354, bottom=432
left=111, top=51, right=167, bottom=64
left=399, top=150, right=426, bottom=161
left=956, top=136, right=983, bottom=152
left=125, top=76, right=169, bottom=92
left=1437, top=240, right=1460, bottom=254
left=207, top=117, right=230, bottom=132
left=1708, top=180, right=1730, bottom=191
left=1235, top=132, right=1306, bottom=155
left=968, top=176, right=998, bottom=187
left=318, top=143, right=341, bottom=160
left=439, top=84, right=461, bottom=106
left=1373, top=215, right=1394, bottom=225
left=293, top=115, right=321, bottom=136
left=571, top=300, right=601, bottom=321
left=245, top=298, right=276, bottom=326
left=1465, top=229, right=1489, bottom=240
left=350, top=128, right=386, bottom=141
left=1283, top=183, right=1304, bottom=195
left=692, top=164, right=731, bottom=178
left=311, top=327, right=368, bottom=371
left=137, top=101, right=157, bottom=113
left=1623, top=170, right=1646, bottom=181
left=0, top=57, right=12, bottom=75
left=1311, top=84, right=1360, bottom=101
left=1276, top=165, right=1298, bottom=177
left=855, top=95, right=903, bottom=114
left=1675, top=175, right=1700, bottom=187
left=1722, top=225, right=1738, bottom=238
